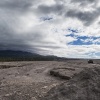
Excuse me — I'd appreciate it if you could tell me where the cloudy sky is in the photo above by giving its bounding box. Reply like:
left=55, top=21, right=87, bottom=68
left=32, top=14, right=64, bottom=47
left=0, top=0, right=100, bottom=58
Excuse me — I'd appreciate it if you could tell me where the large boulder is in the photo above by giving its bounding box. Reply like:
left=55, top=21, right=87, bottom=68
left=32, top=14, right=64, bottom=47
left=88, top=60, right=93, bottom=64
left=41, top=67, right=100, bottom=100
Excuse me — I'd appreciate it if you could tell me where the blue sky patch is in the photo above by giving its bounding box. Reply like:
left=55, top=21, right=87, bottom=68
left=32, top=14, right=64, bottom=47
left=68, top=36, right=100, bottom=45
left=95, top=52, right=100, bottom=56
left=40, top=16, right=53, bottom=21
left=66, top=28, right=100, bottom=45
left=68, top=28, right=79, bottom=33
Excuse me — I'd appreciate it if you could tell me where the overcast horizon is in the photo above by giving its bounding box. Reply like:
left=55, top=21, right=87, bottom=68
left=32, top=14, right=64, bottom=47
left=0, top=0, right=100, bottom=58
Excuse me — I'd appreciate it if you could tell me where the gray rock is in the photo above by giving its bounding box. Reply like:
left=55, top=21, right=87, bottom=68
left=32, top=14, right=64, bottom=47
left=50, top=67, right=80, bottom=80
left=88, top=60, right=93, bottom=64
left=41, top=67, right=100, bottom=100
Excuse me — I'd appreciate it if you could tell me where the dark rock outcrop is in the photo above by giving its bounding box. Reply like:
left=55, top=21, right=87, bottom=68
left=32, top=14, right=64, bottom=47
left=41, top=67, right=100, bottom=100
left=88, top=60, right=93, bottom=64
left=50, top=67, right=81, bottom=80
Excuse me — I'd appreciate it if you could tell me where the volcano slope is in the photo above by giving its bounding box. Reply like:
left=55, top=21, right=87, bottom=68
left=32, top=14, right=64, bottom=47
left=40, top=67, right=100, bottom=100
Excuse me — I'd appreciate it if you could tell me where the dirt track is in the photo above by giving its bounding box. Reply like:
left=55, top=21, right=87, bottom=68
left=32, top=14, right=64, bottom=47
left=0, top=60, right=100, bottom=100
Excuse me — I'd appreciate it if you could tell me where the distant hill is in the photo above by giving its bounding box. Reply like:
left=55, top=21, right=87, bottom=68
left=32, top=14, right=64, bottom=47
left=0, top=50, right=59, bottom=61
left=0, top=50, right=40, bottom=58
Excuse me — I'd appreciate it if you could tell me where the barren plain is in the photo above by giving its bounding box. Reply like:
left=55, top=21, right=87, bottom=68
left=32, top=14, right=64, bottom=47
left=0, top=60, right=100, bottom=100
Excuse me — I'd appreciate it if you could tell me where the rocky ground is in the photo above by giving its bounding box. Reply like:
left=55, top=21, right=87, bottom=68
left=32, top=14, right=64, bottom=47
left=0, top=60, right=100, bottom=100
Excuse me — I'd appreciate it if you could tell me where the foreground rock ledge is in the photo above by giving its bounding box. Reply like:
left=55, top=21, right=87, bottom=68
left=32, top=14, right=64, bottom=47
left=40, top=67, right=100, bottom=100
left=49, top=67, right=82, bottom=80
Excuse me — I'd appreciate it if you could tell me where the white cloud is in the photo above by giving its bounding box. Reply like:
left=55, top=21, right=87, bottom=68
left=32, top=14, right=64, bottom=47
left=0, top=0, right=100, bottom=58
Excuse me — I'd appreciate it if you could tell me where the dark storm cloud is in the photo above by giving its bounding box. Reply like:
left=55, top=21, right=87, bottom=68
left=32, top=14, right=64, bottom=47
left=38, top=4, right=64, bottom=15
left=0, top=22, right=29, bottom=51
left=66, top=8, right=100, bottom=26
left=0, top=0, right=44, bottom=52
left=0, top=33, right=27, bottom=52
left=0, top=0, right=100, bottom=58
left=36, top=0, right=100, bottom=26
left=0, top=0, right=33, bottom=13
left=71, top=0, right=98, bottom=6
left=71, top=0, right=96, bottom=3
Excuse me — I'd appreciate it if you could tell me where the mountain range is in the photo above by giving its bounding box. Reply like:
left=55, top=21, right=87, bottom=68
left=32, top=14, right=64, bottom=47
left=0, top=50, right=59, bottom=61
left=0, top=50, right=40, bottom=58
